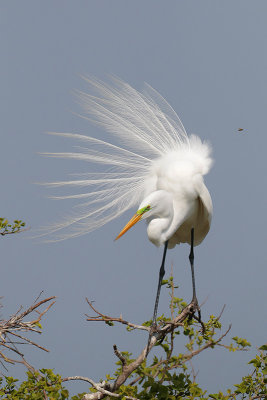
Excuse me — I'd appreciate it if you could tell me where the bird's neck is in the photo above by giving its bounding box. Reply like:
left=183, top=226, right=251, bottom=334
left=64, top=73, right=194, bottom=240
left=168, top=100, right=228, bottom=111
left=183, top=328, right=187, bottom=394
left=163, top=198, right=196, bottom=244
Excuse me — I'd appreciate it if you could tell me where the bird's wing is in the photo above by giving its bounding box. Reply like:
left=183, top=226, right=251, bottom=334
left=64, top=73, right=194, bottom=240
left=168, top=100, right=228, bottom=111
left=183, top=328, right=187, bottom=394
left=192, top=176, right=213, bottom=245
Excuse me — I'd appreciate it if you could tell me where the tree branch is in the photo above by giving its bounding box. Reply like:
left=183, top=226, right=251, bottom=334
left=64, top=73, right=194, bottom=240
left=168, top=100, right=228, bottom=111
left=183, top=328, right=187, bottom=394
left=86, top=299, right=149, bottom=332
left=78, top=299, right=201, bottom=400
left=0, top=295, right=56, bottom=368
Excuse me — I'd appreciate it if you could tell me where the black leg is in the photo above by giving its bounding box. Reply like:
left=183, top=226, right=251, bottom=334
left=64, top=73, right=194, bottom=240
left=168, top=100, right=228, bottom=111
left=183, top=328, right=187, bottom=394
left=146, top=240, right=168, bottom=356
left=189, top=228, right=201, bottom=320
left=189, top=228, right=196, bottom=301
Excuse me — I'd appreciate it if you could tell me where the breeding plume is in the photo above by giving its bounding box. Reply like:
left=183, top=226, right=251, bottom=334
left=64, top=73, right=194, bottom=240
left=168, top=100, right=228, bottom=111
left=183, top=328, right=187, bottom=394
left=44, top=77, right=213, bottom=348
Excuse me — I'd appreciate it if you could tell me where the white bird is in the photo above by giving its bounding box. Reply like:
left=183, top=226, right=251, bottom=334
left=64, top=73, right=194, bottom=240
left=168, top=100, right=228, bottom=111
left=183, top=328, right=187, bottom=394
left=44, top=77, right=213, bottom=343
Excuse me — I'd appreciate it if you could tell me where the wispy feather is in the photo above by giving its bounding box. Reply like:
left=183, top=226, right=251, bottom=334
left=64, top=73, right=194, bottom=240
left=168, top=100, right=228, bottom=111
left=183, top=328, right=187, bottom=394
left=39, top=77, right=212, bottom=241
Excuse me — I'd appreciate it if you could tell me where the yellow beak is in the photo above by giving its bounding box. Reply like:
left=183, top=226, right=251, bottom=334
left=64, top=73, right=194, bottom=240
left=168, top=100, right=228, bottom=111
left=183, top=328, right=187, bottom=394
left=115, top=213, right=142, bottom=240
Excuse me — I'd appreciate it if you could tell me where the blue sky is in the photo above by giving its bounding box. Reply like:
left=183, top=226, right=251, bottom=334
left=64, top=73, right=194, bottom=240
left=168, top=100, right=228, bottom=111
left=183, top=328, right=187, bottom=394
left=1, top=1, right=267, bottom=396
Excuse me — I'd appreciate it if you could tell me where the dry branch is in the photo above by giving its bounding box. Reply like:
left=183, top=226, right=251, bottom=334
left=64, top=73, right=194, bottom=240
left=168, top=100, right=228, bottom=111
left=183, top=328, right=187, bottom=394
left=86, top=299, right=149, bottom=332
left=0, top=295, right=56, bottom=369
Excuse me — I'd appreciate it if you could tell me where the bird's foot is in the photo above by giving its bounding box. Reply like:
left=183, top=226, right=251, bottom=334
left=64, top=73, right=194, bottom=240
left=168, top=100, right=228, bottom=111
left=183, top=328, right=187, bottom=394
left=190, top=296, right=200, bottom=315
left=150, top=321, right=158, bottom=334
left=145, top=322, right=159, bottom=357
left=188, top=297, right=206, bottom=334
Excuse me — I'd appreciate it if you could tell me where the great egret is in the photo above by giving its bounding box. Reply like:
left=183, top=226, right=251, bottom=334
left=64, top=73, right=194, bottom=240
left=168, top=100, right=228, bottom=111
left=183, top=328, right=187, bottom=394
left=44, top=77, right=213, bottom=346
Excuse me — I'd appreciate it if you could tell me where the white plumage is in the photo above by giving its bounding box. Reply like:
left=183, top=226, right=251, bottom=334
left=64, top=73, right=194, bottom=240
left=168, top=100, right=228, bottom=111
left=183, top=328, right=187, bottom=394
left=43, top=77, right=213, bottom=246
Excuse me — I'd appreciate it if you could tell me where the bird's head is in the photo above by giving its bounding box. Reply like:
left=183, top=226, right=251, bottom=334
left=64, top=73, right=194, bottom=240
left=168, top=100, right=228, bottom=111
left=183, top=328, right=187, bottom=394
left=115, top=204, right=151, bottom=240
left=115, top=190, right=173, bottom=241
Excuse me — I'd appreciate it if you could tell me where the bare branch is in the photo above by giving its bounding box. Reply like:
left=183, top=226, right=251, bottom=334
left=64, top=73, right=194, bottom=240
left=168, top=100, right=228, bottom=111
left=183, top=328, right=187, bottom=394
left=113, top=345, right=127, bottom=366
left=86, top=299, right=149, bottom=332
left=216, top=304, right=226, bottom=321
left=8, top=331, right=50, bottom=352
left=0, top=295, right=56, bottom=368
left=63, top=376, right=120, bottom=398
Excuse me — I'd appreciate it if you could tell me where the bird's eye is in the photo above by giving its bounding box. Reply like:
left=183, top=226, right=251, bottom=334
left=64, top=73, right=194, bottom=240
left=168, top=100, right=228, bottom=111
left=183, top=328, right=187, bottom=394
left=137, top=205, right=151, bottom=215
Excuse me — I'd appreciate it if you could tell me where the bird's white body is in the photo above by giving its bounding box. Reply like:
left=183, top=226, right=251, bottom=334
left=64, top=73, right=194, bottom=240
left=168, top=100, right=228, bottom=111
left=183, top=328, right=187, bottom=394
left=138, top=140, right=213, bottom=248
left=43, top=78, right=213, bottom=245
